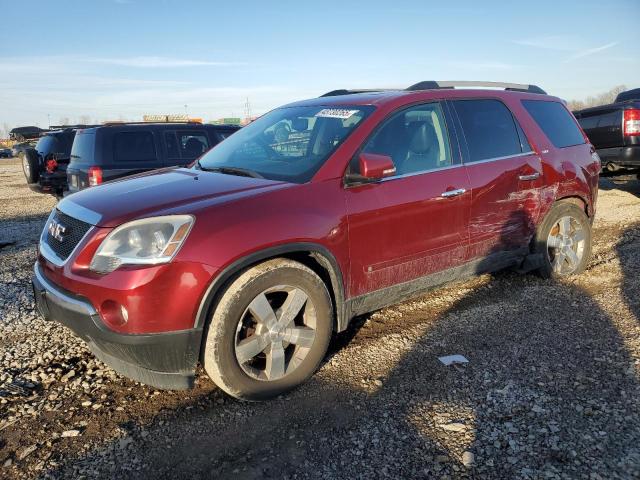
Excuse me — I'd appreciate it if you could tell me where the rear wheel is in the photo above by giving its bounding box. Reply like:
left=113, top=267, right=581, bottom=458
left=203, top=259, right=333, bottom=400
left=533, top=201, right=592, bottom=278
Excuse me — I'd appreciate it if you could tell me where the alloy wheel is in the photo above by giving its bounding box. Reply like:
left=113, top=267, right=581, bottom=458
left=234, top=285, right=317, bottom=381
left=546, top=215, right=586, bottom=275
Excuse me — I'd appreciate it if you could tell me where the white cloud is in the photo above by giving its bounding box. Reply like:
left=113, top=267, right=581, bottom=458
left=566, top=42, right=618, bottom=61
left=447, top=61, right=522, bottom=71
left=514, top=35, right=579, bottom=51
left=89, top=56, right=245, bottom=68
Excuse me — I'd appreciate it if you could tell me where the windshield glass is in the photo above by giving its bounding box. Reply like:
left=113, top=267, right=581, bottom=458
left=196, top=105, right=374, bottom=183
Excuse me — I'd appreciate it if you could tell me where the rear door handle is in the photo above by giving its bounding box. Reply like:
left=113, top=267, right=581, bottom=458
left=518, top=172, right=540, bottom=181
left=441, top=188, right=466, bottom=198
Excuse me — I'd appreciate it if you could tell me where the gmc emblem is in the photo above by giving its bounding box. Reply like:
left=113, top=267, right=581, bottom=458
left=48, top=219, right=67, bottom=242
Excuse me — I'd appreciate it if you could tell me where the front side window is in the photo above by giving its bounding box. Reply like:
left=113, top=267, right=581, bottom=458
left=360, top=102, right=452, bottom=176
left=114, top=131, right=156, bottom=162
left=178, top=131, right=209, bottom=159
left=522, top=100, right=585, bottom=149
left=453, top=99, right=522, bottom=162
left=196, top=105, right=373, bottom=183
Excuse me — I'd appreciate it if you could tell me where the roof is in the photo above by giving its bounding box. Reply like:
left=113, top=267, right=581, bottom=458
left=284, top=83, right=555, bottom=110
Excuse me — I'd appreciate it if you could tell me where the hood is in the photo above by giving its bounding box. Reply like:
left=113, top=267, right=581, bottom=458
left=58, top=168, right=289, bottom=228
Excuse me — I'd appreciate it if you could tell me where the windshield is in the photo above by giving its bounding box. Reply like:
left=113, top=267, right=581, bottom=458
left=196, top=105, right=374, bottom=183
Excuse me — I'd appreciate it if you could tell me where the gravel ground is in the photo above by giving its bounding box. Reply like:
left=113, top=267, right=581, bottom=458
left=1, top=157, right=639, bottom=479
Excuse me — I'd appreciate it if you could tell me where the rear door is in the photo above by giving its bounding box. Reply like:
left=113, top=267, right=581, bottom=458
left=104, top=129, right=162, bottom=182
left=450, top=98, right=544, bottom=260
left=345, top=101, right=471, bottom=298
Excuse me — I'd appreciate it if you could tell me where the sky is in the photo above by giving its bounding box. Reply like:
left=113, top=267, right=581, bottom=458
left=0, top=0, right=638, bottom=129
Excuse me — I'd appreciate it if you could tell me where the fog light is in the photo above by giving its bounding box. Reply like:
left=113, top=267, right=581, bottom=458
left=100, top=300, right=128, bottom=328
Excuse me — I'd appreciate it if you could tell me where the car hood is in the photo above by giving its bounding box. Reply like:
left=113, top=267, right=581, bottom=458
left=58, top=168, right=290, bottom=228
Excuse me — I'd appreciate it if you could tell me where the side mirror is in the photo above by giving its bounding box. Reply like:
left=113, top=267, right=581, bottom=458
left=359, top=153, right=396, bottom=180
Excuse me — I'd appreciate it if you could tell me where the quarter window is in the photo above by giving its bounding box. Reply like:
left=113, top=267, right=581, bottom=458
left=114, top=131, right=156, bottom=162
left=360, top=102, right=453, bottom=176
left=522, top=100, right=585, bottom=149
left=453, top=99, right=522, bottom=162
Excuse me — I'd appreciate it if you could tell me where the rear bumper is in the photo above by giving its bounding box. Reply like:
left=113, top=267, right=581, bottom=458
left=597, top=146, right=640, bottom=167
left=28, top=171, right=67, bottom=196
left=32, top=262, right=202, bottom=389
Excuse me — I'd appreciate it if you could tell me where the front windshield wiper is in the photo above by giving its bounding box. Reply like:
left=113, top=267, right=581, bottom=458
left=196, top=160, right=263, bottom=179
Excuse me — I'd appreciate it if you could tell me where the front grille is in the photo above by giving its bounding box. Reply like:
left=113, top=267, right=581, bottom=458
left=44, top=210, right=92, bottom=261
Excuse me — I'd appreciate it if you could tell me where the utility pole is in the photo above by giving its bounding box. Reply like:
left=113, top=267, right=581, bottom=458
left=184, top=104, right=188, bottom=119
left=47, top=114, right=51, bottom=128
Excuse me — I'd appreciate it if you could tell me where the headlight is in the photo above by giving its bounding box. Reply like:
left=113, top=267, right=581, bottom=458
left=89, top=215, right=194, bottom=274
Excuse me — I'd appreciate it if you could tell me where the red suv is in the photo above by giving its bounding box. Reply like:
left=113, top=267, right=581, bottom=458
left=32, top=81, right=600, bottom=400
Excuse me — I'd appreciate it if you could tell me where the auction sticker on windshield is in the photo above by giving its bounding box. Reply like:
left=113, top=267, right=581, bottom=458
left=315, top=109, right=359, bottom=119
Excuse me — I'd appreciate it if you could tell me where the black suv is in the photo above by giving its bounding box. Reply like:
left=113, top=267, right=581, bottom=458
left=573, top=88, right=640, bottom=172
left=23, top=128, right=80, bottom=197
left=66, top=122, right=240, bottom=193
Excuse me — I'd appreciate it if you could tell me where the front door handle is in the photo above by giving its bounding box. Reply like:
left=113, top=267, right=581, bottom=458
left=441, top=188, right=466, bottom=198
left=518, top=172, right=540, bottom=181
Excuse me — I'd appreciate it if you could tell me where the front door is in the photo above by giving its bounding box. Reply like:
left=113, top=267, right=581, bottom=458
left=345, top=102, right=471, bottom=299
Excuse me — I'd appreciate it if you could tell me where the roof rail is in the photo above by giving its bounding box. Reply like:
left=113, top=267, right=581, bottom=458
left=101, top=120, right=203, bottom=126
left=406, top=80, right=546, bottom=95
left=320, top=89, right=391, bottom=97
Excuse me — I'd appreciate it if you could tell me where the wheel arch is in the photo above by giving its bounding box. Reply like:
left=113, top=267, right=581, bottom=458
left=555, top=194, right=591, bottom=218
left=194, top=243, right=348, bottom=337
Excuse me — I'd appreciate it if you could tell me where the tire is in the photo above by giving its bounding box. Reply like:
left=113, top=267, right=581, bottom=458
left=203, top=258, right=333, bottom=401
left=532, top=201, right=592, bottom=279
left=22, top=148, right=40, bottom=184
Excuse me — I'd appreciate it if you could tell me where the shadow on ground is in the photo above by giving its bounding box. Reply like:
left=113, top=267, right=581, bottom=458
left=42, top=217, right=640, bottom=479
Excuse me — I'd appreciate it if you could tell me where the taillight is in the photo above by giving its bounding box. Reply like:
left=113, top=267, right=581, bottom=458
left=88, top=166, right=103, bottom=186
left=624, top=109, right=640, bottom=136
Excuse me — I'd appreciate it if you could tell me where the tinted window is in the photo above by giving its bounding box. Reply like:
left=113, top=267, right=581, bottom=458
left=70, top=131, right=96, bottom=164
left=514, top=120, right=532, bottom=152
left=178, top=131, right=209, bottom=159
left=522, top=100, right=585, bottom=148
left=578, top=115, right=599, bottom=130
left=114, top=131, right=156, bottom=162
left=361, top=102, right=452, bottom=176
left=453, top=99, right=522, bottom=162
left=164, top=132, right=180, bottom=158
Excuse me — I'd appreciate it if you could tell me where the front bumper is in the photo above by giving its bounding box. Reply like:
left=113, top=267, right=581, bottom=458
left=32, top=262, right=202, bottom=389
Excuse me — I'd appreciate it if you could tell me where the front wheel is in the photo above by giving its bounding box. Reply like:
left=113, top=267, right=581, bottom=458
left=203, top=259, right=333, bottom=401
left=533, top=201, right=592, bottom=278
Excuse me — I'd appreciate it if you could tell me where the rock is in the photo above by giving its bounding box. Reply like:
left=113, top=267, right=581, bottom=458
left=462, top=451, right=475, bottom=468
left=61, top=430, right=81, bottom=438
left=440, top=422, right=467, bottom=433
left=17, top=445, right=37, bottom=461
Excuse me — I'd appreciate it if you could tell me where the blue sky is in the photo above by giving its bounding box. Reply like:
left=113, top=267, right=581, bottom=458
left=0, top=0, right=638, bottom=128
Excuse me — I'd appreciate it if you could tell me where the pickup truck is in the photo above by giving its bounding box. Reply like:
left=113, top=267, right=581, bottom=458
left=573, top=88, right=640, bottom=172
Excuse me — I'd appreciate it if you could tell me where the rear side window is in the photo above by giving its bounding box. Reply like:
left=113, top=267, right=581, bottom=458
left=114, top=131, right=156, bottom=162
left=70, top=131, right=96, bottom=163
left=452, top=99, right=522, bottom=162
left=522, top=100, right=585, bottom=148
